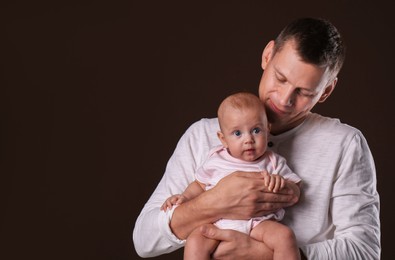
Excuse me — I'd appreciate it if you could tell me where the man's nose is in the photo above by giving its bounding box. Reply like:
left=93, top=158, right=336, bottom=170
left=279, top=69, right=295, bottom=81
left=279, top=85, right=295, bottom=107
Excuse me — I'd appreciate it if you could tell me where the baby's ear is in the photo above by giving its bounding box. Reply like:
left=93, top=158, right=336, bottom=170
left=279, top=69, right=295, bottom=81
left=217, top=131, right=228, bottom=148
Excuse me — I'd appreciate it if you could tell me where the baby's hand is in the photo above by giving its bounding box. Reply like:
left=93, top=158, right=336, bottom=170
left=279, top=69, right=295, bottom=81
left=160, top=194, right=186, bottom=211
left=261, top=171, right=285, bottom=193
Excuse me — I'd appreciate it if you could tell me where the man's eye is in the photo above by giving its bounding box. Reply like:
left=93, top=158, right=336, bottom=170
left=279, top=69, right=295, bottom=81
left=276, top=75, right=286, bottom=83
left=252, top=128, right=261, bottom=134
left=297, top=89, right=314, bottom=97
left=233, top=130, right=241, bottom=136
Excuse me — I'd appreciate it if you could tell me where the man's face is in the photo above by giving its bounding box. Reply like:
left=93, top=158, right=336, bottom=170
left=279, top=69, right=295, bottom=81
left=258, top=40, right=336, bottom=135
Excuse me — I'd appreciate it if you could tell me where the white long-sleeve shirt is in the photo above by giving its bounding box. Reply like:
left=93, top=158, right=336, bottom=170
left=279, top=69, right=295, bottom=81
left=133, top=113, right=381, bottom=259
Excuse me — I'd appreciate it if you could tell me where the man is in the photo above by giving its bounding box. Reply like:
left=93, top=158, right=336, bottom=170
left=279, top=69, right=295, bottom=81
left=133, top=17, right=380, bottom=259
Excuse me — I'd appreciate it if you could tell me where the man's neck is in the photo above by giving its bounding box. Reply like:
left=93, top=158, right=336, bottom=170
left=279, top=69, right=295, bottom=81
left=270, top=116, right=307, bottom=135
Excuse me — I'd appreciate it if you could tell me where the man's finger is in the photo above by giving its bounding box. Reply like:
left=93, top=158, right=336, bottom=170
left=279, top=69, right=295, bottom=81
left=200, top=224, right=232, bottom=242
left=235, top=171, right=265, bottom=179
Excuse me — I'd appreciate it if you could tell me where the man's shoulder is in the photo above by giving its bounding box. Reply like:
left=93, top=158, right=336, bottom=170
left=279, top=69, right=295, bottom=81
left=188, top=118, right=220, bottom=133
left=182, top=118, right=221, bottom=149
left=194, top=117, right=219, bottom=126
left=307, top=113, right=361, bottom=135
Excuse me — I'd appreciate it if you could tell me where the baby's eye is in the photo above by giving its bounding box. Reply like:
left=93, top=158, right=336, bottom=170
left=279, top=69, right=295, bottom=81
left=252, top=128, right=261, bottom=134
left=233, top=130, right=241, bottom=137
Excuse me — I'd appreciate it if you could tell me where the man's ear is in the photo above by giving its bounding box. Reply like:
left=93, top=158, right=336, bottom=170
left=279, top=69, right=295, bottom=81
left=261, top=40, right=275, bottom=70
left=217, top=131, right=228, bottom=148
left=318, top=77, right=338, bottom=103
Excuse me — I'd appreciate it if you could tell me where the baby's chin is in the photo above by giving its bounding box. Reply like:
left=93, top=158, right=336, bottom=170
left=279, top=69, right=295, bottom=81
left=241, top=151, right=264, bottom=162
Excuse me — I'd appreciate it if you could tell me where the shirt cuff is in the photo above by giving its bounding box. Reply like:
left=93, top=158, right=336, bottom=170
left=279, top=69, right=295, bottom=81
left=158, top=206, right=186, bottom=246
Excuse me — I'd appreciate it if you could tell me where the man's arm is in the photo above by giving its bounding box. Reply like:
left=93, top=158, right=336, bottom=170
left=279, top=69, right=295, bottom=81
left=133, top=120, right=210, bottom=257
left=302, top=133, right=380, bottom=259
left=171, top=171, right=299, bottom=239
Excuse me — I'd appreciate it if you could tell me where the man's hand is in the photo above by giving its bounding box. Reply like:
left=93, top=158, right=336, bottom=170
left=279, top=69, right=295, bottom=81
left=200, top=224, right=273, bottom=260
left=206, top=171, right=299, bottom=220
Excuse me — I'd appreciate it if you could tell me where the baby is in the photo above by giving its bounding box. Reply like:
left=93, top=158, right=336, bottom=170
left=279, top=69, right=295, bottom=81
left=162, top=92, right=301, bottom=260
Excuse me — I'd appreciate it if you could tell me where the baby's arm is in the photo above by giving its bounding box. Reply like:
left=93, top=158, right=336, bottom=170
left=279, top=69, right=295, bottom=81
left=161, top=180, right=206, bottom=211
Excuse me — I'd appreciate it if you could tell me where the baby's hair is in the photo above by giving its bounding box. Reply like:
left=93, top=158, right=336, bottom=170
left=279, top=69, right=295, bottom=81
left=217, top=92, right=267, bottom=130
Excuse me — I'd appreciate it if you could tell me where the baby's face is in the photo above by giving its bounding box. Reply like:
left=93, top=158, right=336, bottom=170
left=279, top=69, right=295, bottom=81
left=219, top=107, right=268, bottom=162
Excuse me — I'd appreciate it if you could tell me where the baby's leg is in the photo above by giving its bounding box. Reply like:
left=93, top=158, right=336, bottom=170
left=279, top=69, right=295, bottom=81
left=184, top=224, right=220, bottom=260
left=250, top=220, right=300, bottom=260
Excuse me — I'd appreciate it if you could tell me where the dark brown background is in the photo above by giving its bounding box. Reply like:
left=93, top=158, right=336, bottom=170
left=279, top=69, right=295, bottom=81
left=2, top=1, right=394, bottom=259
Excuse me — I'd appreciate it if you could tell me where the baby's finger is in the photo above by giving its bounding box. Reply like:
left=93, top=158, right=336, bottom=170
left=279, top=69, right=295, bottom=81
left=165, top=200, right=173, bottom=210
left=280, top=177, right=285, bottom=190
left=272, top=175, right=282, bottom=193
left=261, top=170, right=270, bottom=187
left=161, top=202, right=169, bottom=211
left=268, top=175, right=275, bottom=191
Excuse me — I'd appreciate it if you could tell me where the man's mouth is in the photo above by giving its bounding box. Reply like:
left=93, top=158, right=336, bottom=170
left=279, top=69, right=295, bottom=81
left=269, top=100, right=288, bottom=116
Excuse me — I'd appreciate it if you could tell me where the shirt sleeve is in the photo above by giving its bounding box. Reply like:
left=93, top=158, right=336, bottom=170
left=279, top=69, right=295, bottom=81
left=301, top=132, right=381, bottom=259
left=132, top=119, right=214, bottom=257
